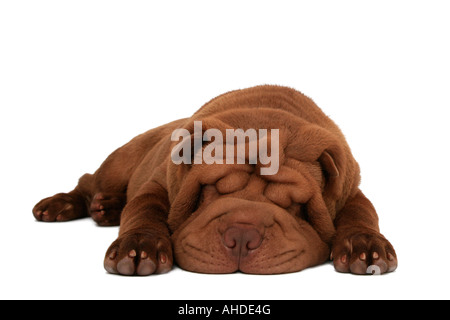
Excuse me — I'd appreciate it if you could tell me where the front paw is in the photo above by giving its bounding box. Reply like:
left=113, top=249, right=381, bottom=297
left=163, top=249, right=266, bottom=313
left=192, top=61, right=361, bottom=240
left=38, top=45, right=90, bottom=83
left=331, top=228, right=397, bottom=275
left=104, top=230, right=173, bottom=276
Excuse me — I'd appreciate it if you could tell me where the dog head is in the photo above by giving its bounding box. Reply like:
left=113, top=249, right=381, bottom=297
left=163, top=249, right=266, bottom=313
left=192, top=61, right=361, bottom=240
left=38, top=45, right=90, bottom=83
left=166, top=108, right=349, bottom=274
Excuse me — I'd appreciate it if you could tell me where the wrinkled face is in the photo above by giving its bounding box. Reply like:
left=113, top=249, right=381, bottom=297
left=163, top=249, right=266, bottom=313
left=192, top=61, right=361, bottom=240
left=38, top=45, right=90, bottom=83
left=169, top=158, right=335, bottom=274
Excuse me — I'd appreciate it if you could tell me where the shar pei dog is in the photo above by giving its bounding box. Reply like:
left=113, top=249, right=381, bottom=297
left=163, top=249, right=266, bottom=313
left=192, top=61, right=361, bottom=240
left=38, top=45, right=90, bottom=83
left=33, top=85, right=397, bottom=276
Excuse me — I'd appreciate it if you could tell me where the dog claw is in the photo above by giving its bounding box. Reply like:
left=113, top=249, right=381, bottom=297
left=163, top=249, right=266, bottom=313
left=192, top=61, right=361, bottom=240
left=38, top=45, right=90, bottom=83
left=128, top=250, right=137, bottom=258
left=109, top=250, right=117, bottom=260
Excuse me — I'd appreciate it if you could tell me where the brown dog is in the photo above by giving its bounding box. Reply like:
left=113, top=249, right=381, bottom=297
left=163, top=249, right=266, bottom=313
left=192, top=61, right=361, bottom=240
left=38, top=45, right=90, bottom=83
left=33, top=85, right=397, bottom=276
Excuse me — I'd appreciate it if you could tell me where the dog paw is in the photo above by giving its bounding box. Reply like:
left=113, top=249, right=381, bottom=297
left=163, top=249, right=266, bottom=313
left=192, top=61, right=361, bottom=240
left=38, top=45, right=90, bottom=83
left=33, top=193, right=87, bottom=222
left=331, top=228, right=397, bottom=275
left=104, top=231, right=173, bottom=276
left=90, top=192, right=125, bottom=226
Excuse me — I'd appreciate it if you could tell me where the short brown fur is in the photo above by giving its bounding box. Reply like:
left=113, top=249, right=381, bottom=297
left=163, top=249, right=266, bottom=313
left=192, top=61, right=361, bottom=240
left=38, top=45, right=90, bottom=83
left=33, top=85, right=397, bottom=275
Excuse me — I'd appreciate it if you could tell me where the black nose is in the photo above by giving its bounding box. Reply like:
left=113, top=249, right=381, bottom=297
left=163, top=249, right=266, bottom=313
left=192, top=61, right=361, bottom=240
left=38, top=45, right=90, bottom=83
left=223, top=225, right=262, bottom=257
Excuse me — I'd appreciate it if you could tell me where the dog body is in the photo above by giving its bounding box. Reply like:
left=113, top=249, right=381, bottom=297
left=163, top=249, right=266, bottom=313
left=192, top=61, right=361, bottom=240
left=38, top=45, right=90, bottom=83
left=33, top=85, right=397, bottom=275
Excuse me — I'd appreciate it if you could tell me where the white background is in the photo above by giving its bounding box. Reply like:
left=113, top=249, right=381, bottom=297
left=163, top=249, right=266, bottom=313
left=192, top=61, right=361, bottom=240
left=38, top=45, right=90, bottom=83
left=1, top=0, right=449, bottom=300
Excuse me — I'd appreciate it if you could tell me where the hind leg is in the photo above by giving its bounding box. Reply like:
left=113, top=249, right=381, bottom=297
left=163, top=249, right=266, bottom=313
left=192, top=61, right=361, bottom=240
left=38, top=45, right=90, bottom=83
left=33, top=125, right=172, bottom=226
left=33, top=192, right=88, bottom=222
left=89, top=192, right=126, bottom=226
left=33, top=174, right=93, bottom=222
left=33, top=175, right=127, bottom=226
left=33, top=143, right=139, bottom=225
left=33, top=176, right=127, bottom=226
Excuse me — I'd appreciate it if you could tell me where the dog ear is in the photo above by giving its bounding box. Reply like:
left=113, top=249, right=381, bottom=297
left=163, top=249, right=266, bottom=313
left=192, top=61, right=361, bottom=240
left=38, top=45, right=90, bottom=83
left=318, top=148, right=344, bottom=198
left=319, top=150, right=339, bottom=179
